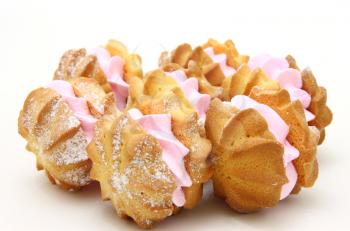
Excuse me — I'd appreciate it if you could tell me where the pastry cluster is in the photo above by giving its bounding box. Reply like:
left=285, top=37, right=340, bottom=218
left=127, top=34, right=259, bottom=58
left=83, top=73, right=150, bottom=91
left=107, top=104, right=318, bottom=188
left=18, top=39, right=332, bottom=228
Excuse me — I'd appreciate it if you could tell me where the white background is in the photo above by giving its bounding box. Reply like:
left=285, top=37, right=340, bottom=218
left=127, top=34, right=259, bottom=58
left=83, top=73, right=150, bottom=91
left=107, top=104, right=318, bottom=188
left=1, top=0, right=349, bottom=230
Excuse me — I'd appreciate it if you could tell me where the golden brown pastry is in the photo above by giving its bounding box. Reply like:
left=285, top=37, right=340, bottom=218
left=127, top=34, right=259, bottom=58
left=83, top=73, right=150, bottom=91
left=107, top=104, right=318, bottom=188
left=220, top=64, right=280, bottom=101
left=206, top=94, right=319, bottom=212
left=18, top=77, right=108, bottom=190
left=286, top=55, right=332, bottom=144
left=88, top=84, right=211, bottom=227
left=160, top=62, right=223, bottom=99
left=54, top=39, right=143, bottom=110
left=128, top=70, right=213, bottom=209
left=159, top=39, right=248, bottom=98
left=248, top=88, right=320, bottom=188
left=206, top=98, right=286, bottom=212
left=54, top=48, right=111, bottom=92
left=222, top=54, right=332, bottom=144
left=88, top=105, right=176, bottom=228
left=16, top=38, right=333, bottom=228
left=160, top=40, right=332, bottom=144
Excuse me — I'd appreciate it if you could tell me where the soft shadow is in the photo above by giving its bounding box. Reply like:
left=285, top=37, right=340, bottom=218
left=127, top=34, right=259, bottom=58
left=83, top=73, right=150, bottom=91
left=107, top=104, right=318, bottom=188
left=317, top=145, right=338, bottom=169
left=23, top=172, right=324, bottom=230
left=152, top=182, right=323, bottom=230
left=73, top=181, right=101, bottom=199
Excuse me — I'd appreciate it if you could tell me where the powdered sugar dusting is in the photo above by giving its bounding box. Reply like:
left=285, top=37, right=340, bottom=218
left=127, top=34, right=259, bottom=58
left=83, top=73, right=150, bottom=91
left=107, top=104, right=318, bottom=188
left=48, top=129, right=89, bottom=166
left=74, top=80, right=104, bottom=113
left=67, top=115, right=80, bottom=128
left=112, top=115, right=128, bottom=163
left=55, top=49, right=86, bottom=80
left=23, top=97, right=35, bottom=133
left=164, top=96, right=181, bottom=113
left=94, top=125, right=106, bottom=163
left=110, top=119, right=175, bottom=209
left=32, top=96, right=91, bottom=186
left=61, top=166, right=91, bottom=186
left=36, top=98, right=80, bottom=149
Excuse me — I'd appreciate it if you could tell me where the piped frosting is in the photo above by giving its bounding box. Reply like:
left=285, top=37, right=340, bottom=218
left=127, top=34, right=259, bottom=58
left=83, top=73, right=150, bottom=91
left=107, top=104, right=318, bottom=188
left=47, top=80, right=97, bottom=142
left=90, top=48, right=128, bottom=110
left=248, top=54, right=315, bottom=121
left=204, top=47, right=236, bottom=77
left=165, top=70, right=211, bottom=121
left=128, top=108, right=192, bottom=207
left=230, top=95, right=299, bottom=199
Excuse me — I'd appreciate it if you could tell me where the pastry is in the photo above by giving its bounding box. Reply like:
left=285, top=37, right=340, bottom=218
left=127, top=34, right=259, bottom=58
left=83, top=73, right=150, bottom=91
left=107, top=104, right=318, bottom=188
left=88, top=90, right=210, bottom=227
left=87, top=69, right=212, bottom=227
left=205, top=95, right=318, bottom=212
left=128, top=70, right=213, bottom=207
left=285, top=55, right=332, bottom=144
left=18, top=77, right=108, bottom=190
left=16, top=37, right=333, bottom=228
left=160, top=61, right=224, bottom=99
left=160, top=39, right=332, bottom=143
left=88, top=103, right=183, bottom=228
left=159, top=38, right=248, bottom=93
left=243, top=54, right=332, bottom=144
left=161, top=39, right=329, bottom=210
left=248, top=87, right=320, bottom=189
left=54, top=39, right=143, bottom=110
left=128, top=68, right=213, bottom=205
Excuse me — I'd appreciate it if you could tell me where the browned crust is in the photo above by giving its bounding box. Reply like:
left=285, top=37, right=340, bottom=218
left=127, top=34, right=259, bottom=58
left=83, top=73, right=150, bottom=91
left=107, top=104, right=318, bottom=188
left=18, top=78, right=107, bottom=190
left=205, top=98, right=287, bottom=212
left=54, top=48, right=111, bottom=92
left=18, top=88, right=89, bottom=190
left=54, top=40, right=143, bottom=93
left=249, top=88, right=320, bottom=187
left=128, top=70, right=213, bottom=210
left=69, top=77, right=107, bottom=117
left=286, top=55, right=332, bottom=144
left=105, top=39, right=143, bottom=82
left=160, top=41, right=332, bottom=146
left=221, top=64, right=280, bottom=101
left=87, top=104, right=177, bottom=228
left=159, top=39, right=248, bottom=98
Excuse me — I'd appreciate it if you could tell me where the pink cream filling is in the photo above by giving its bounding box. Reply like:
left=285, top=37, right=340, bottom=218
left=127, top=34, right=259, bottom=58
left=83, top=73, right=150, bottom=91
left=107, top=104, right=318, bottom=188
left=204, top=47, right=236, bottom=77
left=90, top=47, right=129, bottom=110
left=47, top=80, right=97, bottom=142
left=128, top=108, right=192, bottom=207
left=230, top=95, right=299, bottom=200
left=248, top=54, right=315, bottom=122
left=165, top=70, right=211, bottom=122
